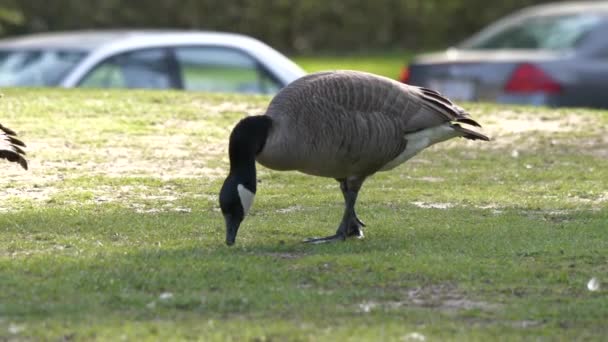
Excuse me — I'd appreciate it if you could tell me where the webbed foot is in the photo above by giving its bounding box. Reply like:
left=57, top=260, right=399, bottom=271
left=304, top=216, right=365, bottom=244
left=304, top=234, right=345, bottom=244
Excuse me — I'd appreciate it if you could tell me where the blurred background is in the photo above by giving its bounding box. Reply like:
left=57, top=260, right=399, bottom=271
left=0, top=0, right=554, bottom=53
left=2, top=0, right=608, bottom=108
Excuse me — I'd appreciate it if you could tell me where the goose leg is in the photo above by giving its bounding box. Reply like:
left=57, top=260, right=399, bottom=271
left=338, top=178, right=366, bottom=230
left=305, top=177, right=366, bottom=244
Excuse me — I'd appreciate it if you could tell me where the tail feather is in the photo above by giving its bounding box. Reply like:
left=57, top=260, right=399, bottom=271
left=0, top=124, right=17, bottom=136
left=451, top=124, right=490, bottom=141
left=0, top=123, right=28, bottom=170
left=454, top=117, right=482, bottom=128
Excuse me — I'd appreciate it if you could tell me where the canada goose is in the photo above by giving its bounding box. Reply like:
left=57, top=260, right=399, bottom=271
left=219, top=70, right=489, bottom=246
left=0, top=123, right=28, bottom=170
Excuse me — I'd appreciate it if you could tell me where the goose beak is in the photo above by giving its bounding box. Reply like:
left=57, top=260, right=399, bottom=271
left=224, top=214, right=242, bottom=246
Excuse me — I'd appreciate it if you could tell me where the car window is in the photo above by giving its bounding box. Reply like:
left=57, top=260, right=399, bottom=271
left=0, top=49, right=86, bottom=86
left=463, top=13, right=604, bottom=50
left=174, top=46, right=281, bottom=94
left=79, top=49, right=173, bottom=89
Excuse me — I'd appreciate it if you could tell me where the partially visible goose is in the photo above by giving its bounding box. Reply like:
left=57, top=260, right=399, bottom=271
left=220, top=70, right=489, bottom=246
left=0, top=123, right=27, bottom=170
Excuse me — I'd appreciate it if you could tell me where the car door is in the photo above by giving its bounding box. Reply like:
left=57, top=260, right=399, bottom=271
left=556, top=52, right=608, bottom=109
left=78, top=48, right=179, bottom=89
left=171, top=46, right=282, bottom=94
left=555, top=21, right=608, bottom=108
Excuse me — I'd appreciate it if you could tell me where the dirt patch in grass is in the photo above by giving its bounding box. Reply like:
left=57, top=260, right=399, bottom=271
left=359, top=283, right=499, bottom=313
left=210, top=101, right=265, bottom=115
left=444, top=109, right=605, bottom=150
left=0, top=186, right=58, bottom=212
left=570, top=136, right=608, bottom=159
left=1, top=96, right=605, bottom=210
left=87, top=184, right=200, bottom=213
left=0, top=180, right=205, bottom=213
left=406, top=284, right=499, bottom=311
left=566, top=191, right=608, bottom=205
left=482, top=111, right=593, bottom=134
left=275, top=205, right=303, bottom=214
left=261, top=252, right=307, bottom=260
left=411, top=201, right=454, bottom=209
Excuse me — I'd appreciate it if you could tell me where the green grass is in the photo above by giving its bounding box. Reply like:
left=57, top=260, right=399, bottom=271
left=293, top=51, right=413, bottom=79
left=1, top=88, right=608, bottom=341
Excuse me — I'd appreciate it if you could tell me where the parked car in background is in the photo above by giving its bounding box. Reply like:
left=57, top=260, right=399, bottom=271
left=0, top=30, right=305, bottom=95
left=401, top=1, right=608, bottom=108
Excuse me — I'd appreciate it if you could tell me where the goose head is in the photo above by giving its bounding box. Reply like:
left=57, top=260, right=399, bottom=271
left=220, top=176, right=255, bottom=246
left=219, top=115, right=271, bottom=246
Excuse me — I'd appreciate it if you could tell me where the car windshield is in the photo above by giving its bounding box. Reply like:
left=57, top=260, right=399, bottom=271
left=0, top=49, right=87, bottom=86
left=462, top=13, right=604, bottom=50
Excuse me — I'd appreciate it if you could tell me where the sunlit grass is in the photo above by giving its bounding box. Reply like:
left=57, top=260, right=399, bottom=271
left=293, top=50, right=413, bottom=79
left=1, top=88, right=607, bottom=340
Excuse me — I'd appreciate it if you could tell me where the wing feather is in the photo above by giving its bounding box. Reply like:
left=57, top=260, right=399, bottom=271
left=0, top=123, right=28, bottom=170
left=415, top=86, right=483, bottom=128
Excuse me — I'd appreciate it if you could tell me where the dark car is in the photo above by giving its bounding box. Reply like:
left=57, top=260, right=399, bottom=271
left=401, top=1, right=608, bottom=108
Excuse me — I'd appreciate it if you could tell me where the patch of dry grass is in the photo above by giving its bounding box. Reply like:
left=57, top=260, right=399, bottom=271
left=1, top=89, right=607, bottom=341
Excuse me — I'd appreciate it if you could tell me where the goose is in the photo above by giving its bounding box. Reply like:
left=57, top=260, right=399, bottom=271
left=219, top=70, right=488, bottom=246
left=0, top=123, right=28, bottom=170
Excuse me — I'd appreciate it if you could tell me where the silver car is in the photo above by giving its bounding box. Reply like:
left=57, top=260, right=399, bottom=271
left=0, top=30, right=305, bottom=94
left=402, top=1, right=608, bottom=108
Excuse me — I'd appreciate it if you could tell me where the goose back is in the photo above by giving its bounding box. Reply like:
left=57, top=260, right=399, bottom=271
left=256, top=71, right=479, bottom=178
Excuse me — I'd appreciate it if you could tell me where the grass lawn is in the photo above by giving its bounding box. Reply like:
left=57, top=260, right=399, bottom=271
left=293, top=51, right=413, bottom=79
left=1, top=88, right=607, bottom=341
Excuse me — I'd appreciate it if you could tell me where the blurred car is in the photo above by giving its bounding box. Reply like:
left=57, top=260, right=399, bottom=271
left=0, top=30, right=305, bottom=95
left=401, top=1, right=608, bottom=108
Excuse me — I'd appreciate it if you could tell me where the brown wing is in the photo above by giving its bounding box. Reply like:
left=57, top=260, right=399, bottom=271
left=402, top=85, right=483, bottom=129
left=260, top=70, right=487, bottom=177
left=0, top=123, right=28, bottom=170
left=262, top=71, right=412, bottom=177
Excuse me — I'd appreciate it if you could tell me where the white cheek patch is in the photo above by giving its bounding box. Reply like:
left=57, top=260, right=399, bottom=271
left=237, top=184, right=255, bottom=216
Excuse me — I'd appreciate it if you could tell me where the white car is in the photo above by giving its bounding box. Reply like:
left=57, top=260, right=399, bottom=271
left=0, top=30, right=305, bottom=94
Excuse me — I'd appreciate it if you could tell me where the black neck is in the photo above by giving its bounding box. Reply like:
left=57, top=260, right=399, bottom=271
left=227, top=115, right=272, bottom=192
